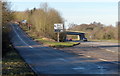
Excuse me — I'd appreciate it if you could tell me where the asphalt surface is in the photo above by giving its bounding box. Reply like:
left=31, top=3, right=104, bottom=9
left=10, top=24, right=119, bottom=75
left=71, top=41, right=119, bottom=61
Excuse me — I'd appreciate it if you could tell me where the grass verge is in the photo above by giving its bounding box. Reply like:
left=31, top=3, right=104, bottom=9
left=2, top=24, right=36, bottom=76
left=35, top=38, right=80, bottom=48
left=21, top=25, right=80, bottom=48
left=2, top=45, right=36, bottom=76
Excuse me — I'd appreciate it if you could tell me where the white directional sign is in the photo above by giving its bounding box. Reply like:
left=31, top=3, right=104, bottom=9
left=54, top=23, right=64, bottom=42
left=54, top=24, right=63, bottom=29
left=54, top=24, right=63, bottom=32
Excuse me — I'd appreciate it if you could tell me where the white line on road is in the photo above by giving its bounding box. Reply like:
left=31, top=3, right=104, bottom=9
left=57, top=58, right=68, bottom=62
left=106, top=49, right=115, bottom=52
left=79, top=54, right=91, bottom=58
left=11, top=24, right=33, bottom=48
left=72, top=67, right=85, bottom=70
left=86, top=56, right=91, bottom=57
left=97, top=65, right=105, bottom=74
left=99, top=58, right=108, bottom=61
left=99, top=58, right=119, bottom=65
left=101, top=48, right=115, bottom=53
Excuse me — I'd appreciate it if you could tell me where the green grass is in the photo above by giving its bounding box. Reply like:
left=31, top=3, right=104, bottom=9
left=35, top=38, right=80, bottom=48
left=20, top=25, right=80, bottom=48
left=2, top=24, right=36, bottom=76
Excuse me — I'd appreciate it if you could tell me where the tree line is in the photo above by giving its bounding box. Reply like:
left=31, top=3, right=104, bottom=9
left=14, top=3, right=66, bottom=41
left=1, top=1, right=119, bottom=41
left=68, top=22, right=118, bottom=40
left=1, top=1, right=15, bottom=56
left=1, top=1, right=14, bottom=26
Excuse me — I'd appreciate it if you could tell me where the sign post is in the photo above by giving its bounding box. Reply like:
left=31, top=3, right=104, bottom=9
left=57, top=32, right=60, bottom=42
left=54, top=24, right=63, bottom=42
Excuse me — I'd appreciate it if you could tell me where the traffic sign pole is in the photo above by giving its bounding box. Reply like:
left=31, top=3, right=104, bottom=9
left=57, top=32, right=60, bottom=42
left=54, top=23, right=63, bottom=42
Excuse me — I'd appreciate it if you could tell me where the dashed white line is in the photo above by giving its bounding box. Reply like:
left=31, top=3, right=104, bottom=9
left=11, top=24, right=33, bottom=48
left=79, top=54, right=91, bottom=58
left=101, top=48, right=115, bottom=53
left=86, top=56, right=91, bottom=57
left=97, top=65, right=105, bottom=74
left=72, top=67, right=85, bottom=70
left=99, top=58, right=108, bottom=61
left=105, top=49, right=115, bottom=53
left=57, top=58, right=67, bottom=62
left=106, top=49, right=112, bottom=52
left=99, top=58, right=119, bottom=64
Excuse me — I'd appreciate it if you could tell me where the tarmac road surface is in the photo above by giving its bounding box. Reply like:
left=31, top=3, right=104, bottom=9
left=9, top=23, right=119, bottom=75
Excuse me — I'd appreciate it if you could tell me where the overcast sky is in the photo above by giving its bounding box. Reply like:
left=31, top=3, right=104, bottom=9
left=8, top=0, right=119, bottom=28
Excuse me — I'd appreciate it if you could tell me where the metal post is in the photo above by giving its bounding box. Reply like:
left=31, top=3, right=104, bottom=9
left=78, top=35, right=80, bottom=40
left=57, top=32, right=60, bottom=42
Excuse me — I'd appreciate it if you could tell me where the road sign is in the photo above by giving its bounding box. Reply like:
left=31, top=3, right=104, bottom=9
left=54, top=23, right=64, bottom=42
left=54, top=24, right=63, bottom=32
left=54, top=29, right=63, bottom=32
left=21, top=20, right=27, bottom=24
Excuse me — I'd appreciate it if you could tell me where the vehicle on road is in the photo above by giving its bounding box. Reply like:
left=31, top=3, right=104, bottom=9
left=83, top=38, right=87, bottom=41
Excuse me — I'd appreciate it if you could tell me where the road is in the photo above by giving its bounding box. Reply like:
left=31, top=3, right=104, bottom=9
left=59, top=41, right=119, bottom=62
left=10, top=24, right=119, bottom=75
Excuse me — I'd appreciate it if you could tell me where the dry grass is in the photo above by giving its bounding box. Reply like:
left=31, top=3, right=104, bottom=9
left=2, top=46, right=36, bottom=76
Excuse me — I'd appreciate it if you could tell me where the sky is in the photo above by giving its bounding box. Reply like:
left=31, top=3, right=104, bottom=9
left=8, top=0, right=118, bottom=28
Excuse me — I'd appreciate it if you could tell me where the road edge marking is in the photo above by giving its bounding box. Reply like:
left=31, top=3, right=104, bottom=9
left=11, top=24, right=33, bottom=48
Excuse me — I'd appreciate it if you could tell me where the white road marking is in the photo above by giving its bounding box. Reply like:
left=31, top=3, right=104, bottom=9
left=79, top=53, right=91, bottom=58
left=101, top=48, right=115, bottom=53
left=106, top=49, right=115, bottom=52
left=11, top=24, right=33, bottom=48
left=99, top=59, right=119, bottom=65
left=105, top=49, right=111, bottom=52
left=97, top=65, right=104, bottom=74
left=72, top=67, right=85, bottom=70
left=86, top=56, right=91, bottom=57
left=99, top=58, right=108, bottom=61
left=57, top=58, right=67, bottom=61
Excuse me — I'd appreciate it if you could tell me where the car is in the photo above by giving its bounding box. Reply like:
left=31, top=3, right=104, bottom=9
left=69, top=38, right=72, bottom=41
left=83, top=38, right=87, bottom=41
